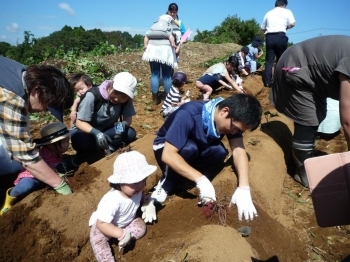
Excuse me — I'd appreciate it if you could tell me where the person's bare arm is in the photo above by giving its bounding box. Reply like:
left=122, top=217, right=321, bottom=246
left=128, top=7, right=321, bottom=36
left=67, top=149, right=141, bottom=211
left=96, top=220, right=124, bottom=239
left=229, top=137, right=250, bottom=187
left=70, top=97, right=80, bottom=112
left=25, top=159, right=63, bottom=188
left=339, top=73, right=350, bottom=149
left=287, top=22, right=295, bottom=30
left=161, top=141, right=203, bottom=181
left=123, top=116, right=132, bottom=126
left=223, top=69, right=242, bottom=93
left=76, top=119, right=94, bottom=133
left=70, top=97, right=81, bottom=122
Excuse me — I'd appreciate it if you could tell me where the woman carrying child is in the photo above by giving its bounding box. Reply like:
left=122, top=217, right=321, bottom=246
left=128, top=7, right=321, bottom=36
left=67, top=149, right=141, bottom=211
left=70, top=72, right=138, bottom=167
left=142, top=3, right=186, bottom=105
left=89, top=151, right=158, bottom=261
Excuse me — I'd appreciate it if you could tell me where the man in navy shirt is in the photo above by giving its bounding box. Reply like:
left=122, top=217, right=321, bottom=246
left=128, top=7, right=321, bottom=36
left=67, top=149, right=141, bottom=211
left=151, top=93, right=262, bottom=220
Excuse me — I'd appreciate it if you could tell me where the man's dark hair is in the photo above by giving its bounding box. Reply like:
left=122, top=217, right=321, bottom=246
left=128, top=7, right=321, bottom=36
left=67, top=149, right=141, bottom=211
left=70, top=73, right=93, bottom=89
left=217, top=93, right=262, bottom=131
left=275, top=0, right=288, bottom=7
left=25, top=65, right=74, bottom=109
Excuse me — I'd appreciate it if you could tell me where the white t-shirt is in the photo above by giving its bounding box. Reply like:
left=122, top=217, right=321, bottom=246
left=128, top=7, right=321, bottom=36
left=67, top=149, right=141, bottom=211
left=89, top=189, right=142, bottom=227
left=261, top=7, right=295, bottom=34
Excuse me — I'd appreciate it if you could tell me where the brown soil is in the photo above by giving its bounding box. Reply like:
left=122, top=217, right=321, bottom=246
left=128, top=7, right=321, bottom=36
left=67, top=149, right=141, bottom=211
left=1, top=42, right=350, bottom=262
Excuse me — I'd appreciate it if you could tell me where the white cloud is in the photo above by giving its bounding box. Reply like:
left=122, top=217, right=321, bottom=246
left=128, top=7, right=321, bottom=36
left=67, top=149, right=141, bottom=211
left=58, top=3, right=75, bottom=16
left=6, top=23, right=19, bottom=33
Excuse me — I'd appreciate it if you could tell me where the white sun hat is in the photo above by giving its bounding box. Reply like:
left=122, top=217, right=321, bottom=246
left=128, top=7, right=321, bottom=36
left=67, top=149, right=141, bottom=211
left=107, top=151, right=157, bottom=184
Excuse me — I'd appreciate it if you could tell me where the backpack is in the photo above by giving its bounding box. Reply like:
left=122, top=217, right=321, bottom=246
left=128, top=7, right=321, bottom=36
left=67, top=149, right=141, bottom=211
left=150, top=14, right=173, bottom=32
left=79, top=86, right=125, bottom=122
left=149, top=14, right=181, bottom=44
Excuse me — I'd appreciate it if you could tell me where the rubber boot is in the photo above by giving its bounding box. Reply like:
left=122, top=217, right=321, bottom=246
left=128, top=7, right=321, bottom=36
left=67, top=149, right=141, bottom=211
left=152, top=93, right=160, bottom=105
left=0, top=188, right=16, bottom=215
left=292, top=140, right=315, bottom=188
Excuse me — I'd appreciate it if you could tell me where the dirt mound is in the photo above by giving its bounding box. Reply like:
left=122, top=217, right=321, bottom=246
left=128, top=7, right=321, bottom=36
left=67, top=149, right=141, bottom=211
left=1, top=42, right=350, bottom=262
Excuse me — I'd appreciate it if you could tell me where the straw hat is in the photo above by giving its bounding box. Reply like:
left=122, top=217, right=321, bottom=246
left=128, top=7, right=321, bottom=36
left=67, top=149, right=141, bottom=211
left=34, top=122, right=72, bottom=146
left=108, top=151, right=157, bottom=184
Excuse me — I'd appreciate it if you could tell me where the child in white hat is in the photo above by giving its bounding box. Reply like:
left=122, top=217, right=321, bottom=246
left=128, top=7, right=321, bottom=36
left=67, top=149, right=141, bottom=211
left=89, top=151, right=158, bottom=261
left=0, top=122, right=72, bottom=215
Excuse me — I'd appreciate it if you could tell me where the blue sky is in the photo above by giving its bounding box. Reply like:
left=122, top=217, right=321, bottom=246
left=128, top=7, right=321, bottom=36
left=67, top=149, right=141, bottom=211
left=1, top=0, right=350, bottom=46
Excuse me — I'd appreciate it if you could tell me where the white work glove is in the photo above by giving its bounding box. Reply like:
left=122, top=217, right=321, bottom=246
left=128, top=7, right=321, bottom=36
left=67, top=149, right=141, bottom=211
left=229, top=186, right=257, bottom=221
left=141, top=199, right=157, bottom=223
left=235, top=76, right=243, bottom=85
left=118, top=229, right=132, bottom=251
left=195, top=176, right=216, bottom=204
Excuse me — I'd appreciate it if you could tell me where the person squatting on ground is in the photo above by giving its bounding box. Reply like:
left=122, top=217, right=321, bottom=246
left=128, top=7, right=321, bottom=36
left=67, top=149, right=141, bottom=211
left=0, top=122, right=72, bottom=215
left=261, top=0, right=295, bottom=87
left=142, top=3, right=186, bottom=105
left=232, top=46, right=251, bottom=76
left=70, top=72, right=137, bottom=167
left=246, top=36, right=264, bottom=73
left=151, top=93, right=262, bottom=220
left=270, top=35, right=350, bottom=187
left=161, top=71, right=190, bottom=118
left=203, top=55, right=244, bottom=93
left=89, top=151, right=158, bottom=261
left=69, top=73, right=94, bottom=128
left=196, top=65, right=235, bottom=101
left=0, top=56, right=74, bottom=195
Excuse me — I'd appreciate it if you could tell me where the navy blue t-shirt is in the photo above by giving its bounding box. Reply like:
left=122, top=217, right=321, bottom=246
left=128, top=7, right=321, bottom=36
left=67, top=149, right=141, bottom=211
left=154, top=101, right=242, bottom=152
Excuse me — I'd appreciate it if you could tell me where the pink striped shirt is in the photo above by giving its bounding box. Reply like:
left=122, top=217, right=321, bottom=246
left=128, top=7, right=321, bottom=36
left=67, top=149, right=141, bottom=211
left=14, top=146, right=63, bottom=185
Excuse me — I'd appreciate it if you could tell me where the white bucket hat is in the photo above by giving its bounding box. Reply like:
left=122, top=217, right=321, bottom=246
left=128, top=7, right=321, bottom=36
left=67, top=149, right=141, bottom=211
left=108, top=151, right=157, bottom=184
left=113, top=72, right=137, bottom=99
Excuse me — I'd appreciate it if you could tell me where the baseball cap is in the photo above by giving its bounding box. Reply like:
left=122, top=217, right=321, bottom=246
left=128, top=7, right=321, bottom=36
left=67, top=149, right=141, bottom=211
left=107, top=151, right=157, bottom=184
left=241, top=46, right=249, bottom=55
left=112, top=72, right=137, bottom=99
left=172, top=71, right=187, bottom=83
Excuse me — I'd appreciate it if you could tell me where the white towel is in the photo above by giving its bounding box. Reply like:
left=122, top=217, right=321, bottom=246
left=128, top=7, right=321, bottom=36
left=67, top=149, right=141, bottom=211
left=317, top=98, right=341, bottom=134
left=142, top=44, right=178, bottom=69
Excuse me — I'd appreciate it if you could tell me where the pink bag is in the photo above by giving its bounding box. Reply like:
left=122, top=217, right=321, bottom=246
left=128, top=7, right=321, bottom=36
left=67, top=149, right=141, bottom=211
left=305, top=151, right=350, bottom=227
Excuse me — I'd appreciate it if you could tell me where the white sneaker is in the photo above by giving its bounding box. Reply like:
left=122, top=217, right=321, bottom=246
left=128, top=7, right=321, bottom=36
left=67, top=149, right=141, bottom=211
left=151, top=180, right=168, bottom=203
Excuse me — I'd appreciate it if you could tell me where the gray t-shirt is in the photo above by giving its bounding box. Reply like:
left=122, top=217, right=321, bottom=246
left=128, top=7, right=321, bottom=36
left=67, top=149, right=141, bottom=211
left=271, top=35, right=350, bottom=126
left=76, top=92, right=136, bottom=131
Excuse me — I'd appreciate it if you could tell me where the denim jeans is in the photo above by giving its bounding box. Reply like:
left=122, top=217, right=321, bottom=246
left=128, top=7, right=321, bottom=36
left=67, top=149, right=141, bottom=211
left=154, top=139, right=228, bottom=192
left=10, top=177, right=45, bottom=198
left=71, top=127, right=137, bottom=164
left=150, top=61, right=173, bottom=94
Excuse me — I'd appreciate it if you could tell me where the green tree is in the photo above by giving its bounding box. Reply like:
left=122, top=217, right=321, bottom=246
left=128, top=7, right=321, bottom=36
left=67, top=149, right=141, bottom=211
left=194, top=15, right=263, bottom=46
left=0, top=41, right=12, bottom=56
